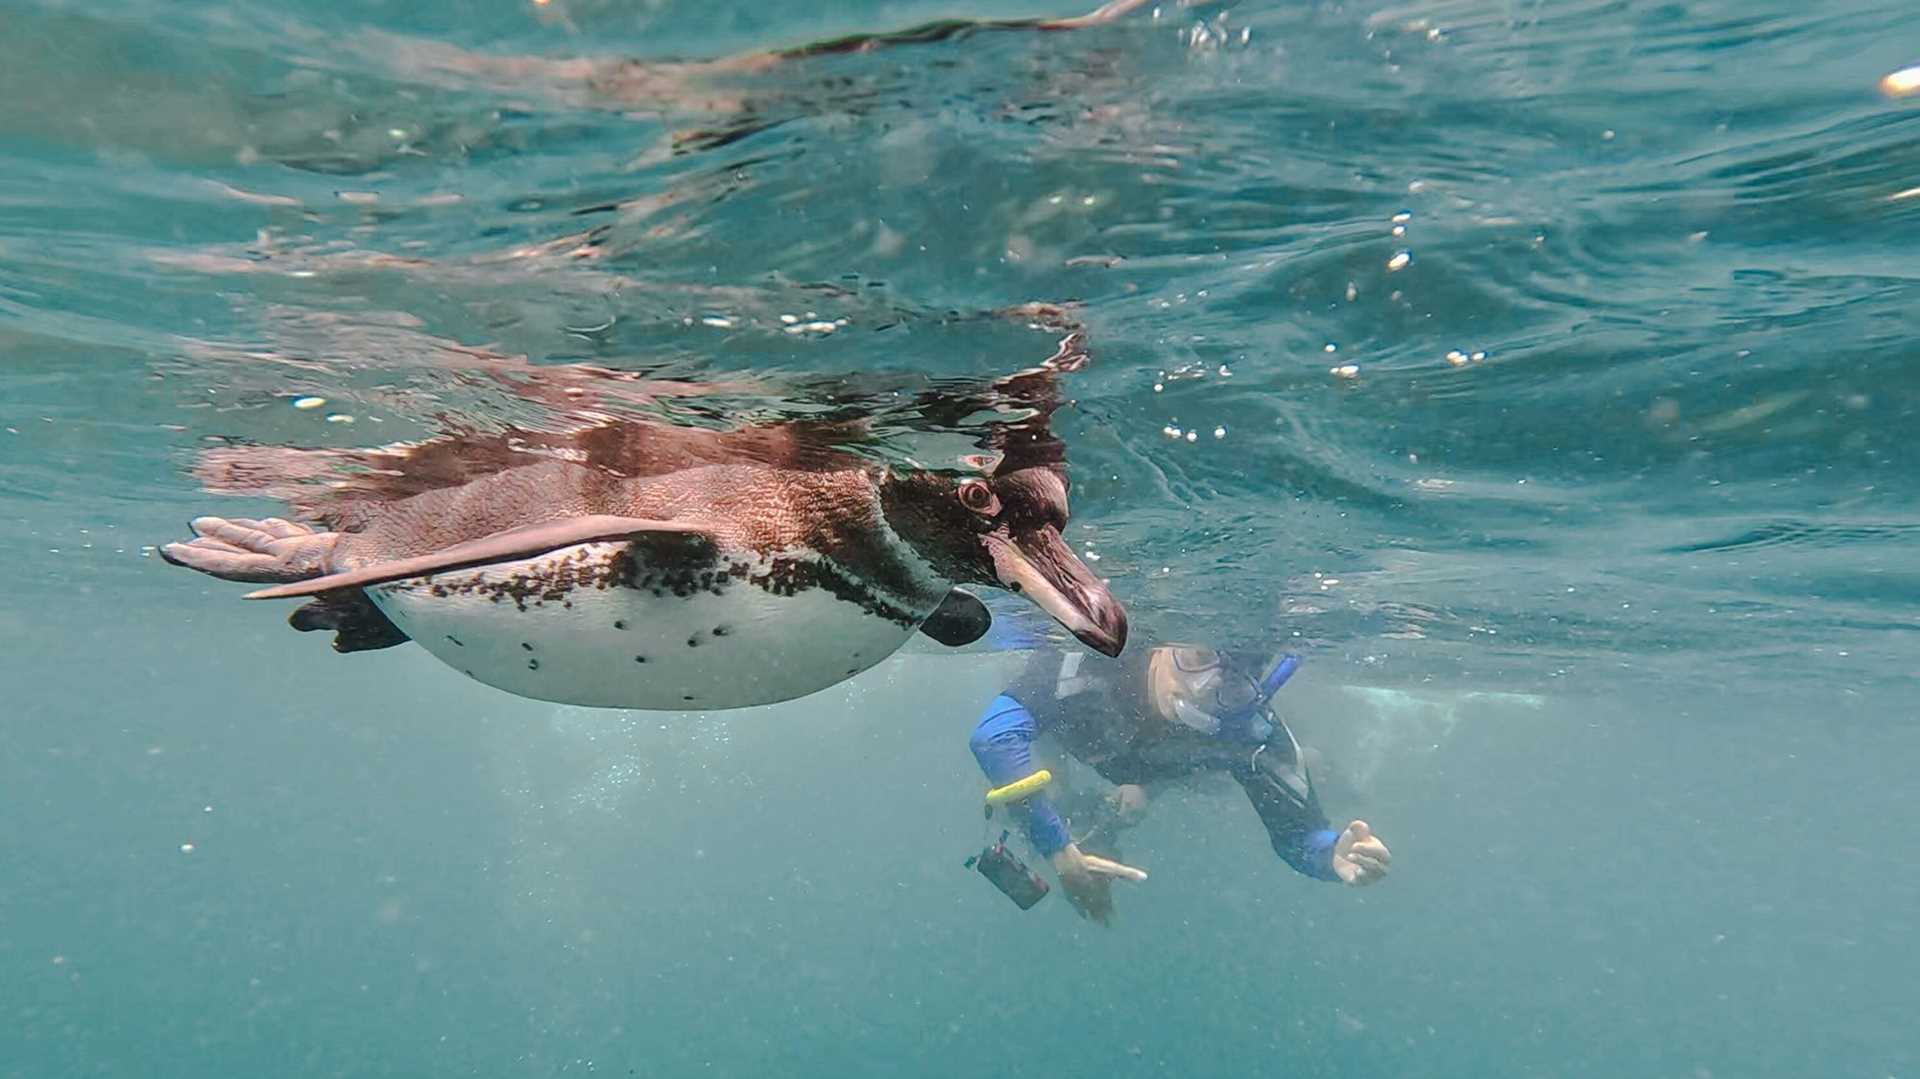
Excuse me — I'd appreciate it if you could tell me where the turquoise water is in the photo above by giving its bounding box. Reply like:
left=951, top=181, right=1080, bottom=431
left=4, top=0, right=1918, bottom=1075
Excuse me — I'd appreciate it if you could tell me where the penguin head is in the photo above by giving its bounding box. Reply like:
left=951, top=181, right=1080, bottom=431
left=885, top=464, right=1127, bottom=657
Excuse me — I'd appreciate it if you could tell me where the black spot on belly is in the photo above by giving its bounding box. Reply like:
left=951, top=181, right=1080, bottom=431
left=682, top=694, right=695, bottom=702
left=521, top=642, right=534, bottom=652
left=713, top=625, right=731, bottom=637
left=845, top=667, right=859, bottom=675
left=447, top=635, right=464, bottom=647
left=614, top=620, right=628, bottom=630
left=528, top=658, right=540, bottom=670
left=634, top=655, right=648, bottom=663
left=686, top=635, right=701, bottom=648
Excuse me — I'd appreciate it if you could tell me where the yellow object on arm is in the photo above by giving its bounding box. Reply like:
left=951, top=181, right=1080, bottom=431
left=985, top=769, right=1052, bottom=806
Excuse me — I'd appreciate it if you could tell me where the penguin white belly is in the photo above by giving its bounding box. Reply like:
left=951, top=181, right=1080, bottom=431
left=362, top=542, right=937, bottom=709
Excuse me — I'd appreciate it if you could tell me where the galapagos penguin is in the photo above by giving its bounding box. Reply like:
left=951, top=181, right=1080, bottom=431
left=161, top=342, right=1125, bottom=710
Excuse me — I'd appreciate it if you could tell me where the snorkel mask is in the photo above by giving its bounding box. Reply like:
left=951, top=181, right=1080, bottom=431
left=1160, top=646, right=1301, bottom=744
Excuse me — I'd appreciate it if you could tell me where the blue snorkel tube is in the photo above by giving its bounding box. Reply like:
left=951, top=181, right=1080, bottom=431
left=1216, top=651, right=1301, bottom=744
left=1256, top=652, right=1302, bottom=701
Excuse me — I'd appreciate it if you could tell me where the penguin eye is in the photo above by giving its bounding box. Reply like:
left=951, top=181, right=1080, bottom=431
left=956, top=480, right=1000, bottom=517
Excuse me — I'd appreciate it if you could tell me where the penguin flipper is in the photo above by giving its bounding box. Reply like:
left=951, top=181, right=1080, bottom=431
left=243, top=516, right=715, bottom=600
left=919, top=588, right=993, bottom=647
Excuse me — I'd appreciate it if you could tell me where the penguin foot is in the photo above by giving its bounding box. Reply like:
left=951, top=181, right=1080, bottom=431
left=289, top=591, right=410, bottom=653
left=919, top=587, right=992, bottom=647
left=161, top=517, right=341, bottom=584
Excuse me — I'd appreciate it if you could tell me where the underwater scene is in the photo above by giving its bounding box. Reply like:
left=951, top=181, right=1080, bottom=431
left=3, top=0, right=1918, bottom=1075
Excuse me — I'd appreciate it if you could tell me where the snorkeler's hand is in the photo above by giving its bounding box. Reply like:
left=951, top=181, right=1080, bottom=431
left=1050, top=842, right=1148, bottom=926
left=1331, top=820, right=1391, bottom=886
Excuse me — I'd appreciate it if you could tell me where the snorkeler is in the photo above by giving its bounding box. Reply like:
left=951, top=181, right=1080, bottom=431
left=967, top=640, right=1392, bottom=923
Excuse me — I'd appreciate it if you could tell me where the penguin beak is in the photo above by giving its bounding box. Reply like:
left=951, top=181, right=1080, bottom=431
left=983, top=526, right=1128, bottom=656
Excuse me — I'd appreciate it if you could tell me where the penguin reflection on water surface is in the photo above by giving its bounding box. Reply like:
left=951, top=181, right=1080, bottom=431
left=162, top=337, right=1126, bottom=710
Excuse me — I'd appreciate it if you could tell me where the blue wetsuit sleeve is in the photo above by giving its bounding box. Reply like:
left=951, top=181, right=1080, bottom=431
left=969, top=694, right=1071, bottom=858
left=1280, top=826, right=1342, bottom=882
